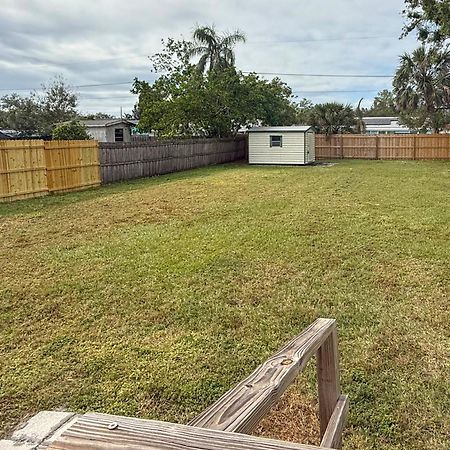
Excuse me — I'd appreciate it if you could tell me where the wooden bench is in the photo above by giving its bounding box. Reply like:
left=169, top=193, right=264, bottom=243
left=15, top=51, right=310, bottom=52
left=48, top=318, right=348, bottom=450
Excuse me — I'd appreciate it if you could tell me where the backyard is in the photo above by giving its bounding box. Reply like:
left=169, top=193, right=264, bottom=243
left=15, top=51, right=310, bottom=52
left=0, top=160, right=449, bottom=449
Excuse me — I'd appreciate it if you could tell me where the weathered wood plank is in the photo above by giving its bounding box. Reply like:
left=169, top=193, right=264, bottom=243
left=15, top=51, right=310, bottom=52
left=189, top=318, right=336, bottom=433
left=316, top=327, right=341, bottom=438
left=319, top=395, right=349, bottom=449
left=48, top=413, right=333, bottom=450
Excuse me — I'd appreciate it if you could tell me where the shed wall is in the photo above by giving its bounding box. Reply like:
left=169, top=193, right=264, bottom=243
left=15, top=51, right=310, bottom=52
left=87, top=127, right=107, bottom=142
left=249, top=132, right=306, bottom=164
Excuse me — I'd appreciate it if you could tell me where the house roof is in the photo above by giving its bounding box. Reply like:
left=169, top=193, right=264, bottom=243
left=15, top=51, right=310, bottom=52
left=362, top=117, right=399, bottom=125
left=248, top=126, right=312, bottom=133
left=79, top=119, right=135, bottom=128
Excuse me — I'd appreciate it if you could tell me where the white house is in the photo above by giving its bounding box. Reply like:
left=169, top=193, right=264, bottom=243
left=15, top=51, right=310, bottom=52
left=79, top=119, right=135, bottom=143
left=363, top=117, right=413, bottom=135
left=248, top=126, right=315, bottom=165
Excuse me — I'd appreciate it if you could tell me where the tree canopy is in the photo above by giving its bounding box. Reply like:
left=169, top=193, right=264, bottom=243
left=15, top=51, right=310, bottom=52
left=393, top=46, right=450, bottom=132
left=302, top=102, right=356, bottom=135
left=0, top=77, right=78, bottom=137
left=52, top=120, right=90, bottom=140
left=365, top=90, right=399, bottom=117
left=134, top=32, right=298, bottom=138
left=402, top=0, right=450, bottom=43
left=188, top=25, right=246, bottom=73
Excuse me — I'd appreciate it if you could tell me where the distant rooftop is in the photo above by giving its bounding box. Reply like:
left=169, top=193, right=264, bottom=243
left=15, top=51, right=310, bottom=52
left=79, top=118, right=135, bottom=127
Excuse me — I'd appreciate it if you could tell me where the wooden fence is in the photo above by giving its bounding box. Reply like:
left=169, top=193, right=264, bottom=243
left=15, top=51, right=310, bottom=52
left=0, top=140, right=100, bottom=202
left=47, top=318, right=348, bottom=450
left=316, top=134, right=450, bottom=160
left=99, top=136, right=247, bottom=184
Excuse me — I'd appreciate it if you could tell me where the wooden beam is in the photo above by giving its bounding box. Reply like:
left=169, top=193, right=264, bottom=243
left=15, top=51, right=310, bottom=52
left=316, top=327, right=341, bottom=438
left=189, top=318, right=336, bottom=433
left=48, top=413, right=334, bottom=450
left=320, top=395, right=349, bottom=449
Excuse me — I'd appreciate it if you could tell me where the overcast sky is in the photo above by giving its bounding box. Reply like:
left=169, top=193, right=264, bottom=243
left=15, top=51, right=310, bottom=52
left=1, top=0, right=418, bottom=116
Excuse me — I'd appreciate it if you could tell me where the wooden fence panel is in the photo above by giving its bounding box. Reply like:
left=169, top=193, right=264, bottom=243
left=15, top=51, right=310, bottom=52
left=378, top=135, right=415, bottom=159
left=316, top=134, right=450, bottom=160
left=415, top=135, right=450, bottom=159
left=341, top=135, right=377, bottom=159
left=0, top=140, right=48, bottom=202
left=44, top=140, right=101, bottom=193
left=100, top=136, right=246, bottom=184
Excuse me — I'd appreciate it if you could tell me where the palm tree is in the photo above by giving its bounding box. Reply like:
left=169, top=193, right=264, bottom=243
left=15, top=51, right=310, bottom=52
left=310, top=102, right=356, bottom=135
left=393, top=46, right=450, bottom=132
left=188, top=25, right=246, bottom=73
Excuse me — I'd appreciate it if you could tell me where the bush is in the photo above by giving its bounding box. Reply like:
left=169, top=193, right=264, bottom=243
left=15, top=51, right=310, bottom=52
left=52, top=120, right=90, bottom=140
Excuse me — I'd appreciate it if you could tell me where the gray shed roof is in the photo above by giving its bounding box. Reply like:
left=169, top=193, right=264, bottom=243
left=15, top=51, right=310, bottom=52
left=248, top=126, right=312, bottom=133
left=79, top=119, right=135, bottom=127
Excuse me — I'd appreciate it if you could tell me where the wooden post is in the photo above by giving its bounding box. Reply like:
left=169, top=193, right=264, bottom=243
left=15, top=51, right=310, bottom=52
left=316, top=326, right=341, bottom=439
left=413, top=135, right=417, bottom=160
left=340, top=135, right=344, bottom=159
left=375, top=136, right=379, bottom=160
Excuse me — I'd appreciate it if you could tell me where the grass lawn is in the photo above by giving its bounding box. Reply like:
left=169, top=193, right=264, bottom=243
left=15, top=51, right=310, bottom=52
left=0, top=160, right=449, bottom=449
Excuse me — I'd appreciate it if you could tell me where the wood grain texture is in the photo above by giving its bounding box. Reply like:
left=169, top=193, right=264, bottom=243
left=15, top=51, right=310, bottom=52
left=99, top=136, right=247, bottom=184
left=189, top=318, right=336, bottom=433
left=319, top=395, right=349, bottom=449
left=48, top=413, right=333, bottom=450
left=316, top=134, right=450, bottom=160
left=316, top=328, right=340, bottom=438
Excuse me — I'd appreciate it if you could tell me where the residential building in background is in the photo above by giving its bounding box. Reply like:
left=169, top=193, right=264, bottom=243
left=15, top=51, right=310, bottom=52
left=363, top=117, right=413, bottom=135
left=80, top=119, right=135, bottom=142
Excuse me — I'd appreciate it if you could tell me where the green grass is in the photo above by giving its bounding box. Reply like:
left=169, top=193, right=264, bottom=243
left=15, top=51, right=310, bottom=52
left=0, top=160, right=449, bottom=449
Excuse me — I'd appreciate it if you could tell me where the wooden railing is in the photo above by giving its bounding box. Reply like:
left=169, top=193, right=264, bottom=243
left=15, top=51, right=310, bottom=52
left=48, top=318, right=348, bottom=450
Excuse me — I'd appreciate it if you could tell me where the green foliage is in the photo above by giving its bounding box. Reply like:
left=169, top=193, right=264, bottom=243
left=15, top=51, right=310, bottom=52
left=52, top=120, right=90, bottom=140
left=365, top=90, right=399, bottom=117
left=82, top=112, right=115, bottom=120
left=188, top=25, right=246, bottom=73
left=402, top=0, right=450, bottom=43
left=134, top=38, right=297, bottom=138
left=393, top=46, right=450, bottom=132
left=308, top=102, right=357, bottom=135
left=0, top=76, right=78, bottom=136
left=0, top=93, right=42, bottom=136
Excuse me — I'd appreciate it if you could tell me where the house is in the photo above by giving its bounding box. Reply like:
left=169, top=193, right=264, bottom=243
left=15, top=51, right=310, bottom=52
left=363, top=117, right=413, bottom=135
left=79, top=119, right=135, bottom=143
left=248, top=126, right=315, bottom=165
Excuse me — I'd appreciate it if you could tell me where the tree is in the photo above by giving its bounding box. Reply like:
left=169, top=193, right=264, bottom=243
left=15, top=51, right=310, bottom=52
left=187, top=25, right=246, bottom=73
left=134, top=37, right=298, bottom=138
left=366, top=90, right=399, bottom=116
left=309, top=102, right=356, bottom=135
left=0, top=93, right=42, bottom=136
left=52, top=120, right=90, bottom=140
left=0, top=76, right=79, bottom=136
left=82, top=112, right=115, bottom=120
left=295, top=98, right=314, bottom=124
left=39, top=76, right=78, bottom=134
left=402, top=0, right=450, bottom=43
left=393, top=46, right=450, bottom=132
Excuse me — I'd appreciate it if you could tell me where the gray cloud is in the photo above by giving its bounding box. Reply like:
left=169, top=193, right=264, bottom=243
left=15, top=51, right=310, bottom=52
left=1, top=0, right=418, bottom=115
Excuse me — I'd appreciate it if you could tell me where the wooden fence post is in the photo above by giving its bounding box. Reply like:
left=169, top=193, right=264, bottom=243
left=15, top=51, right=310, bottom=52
left=375, top=136, right=379, bottom=160
left=413, top=135, right=417, bottom=160
left=316, top=326, right=341, bottom=440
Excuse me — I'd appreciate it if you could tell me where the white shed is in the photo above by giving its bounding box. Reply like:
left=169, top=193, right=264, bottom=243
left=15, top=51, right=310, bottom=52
left=248, top=126, right=315, bottom=165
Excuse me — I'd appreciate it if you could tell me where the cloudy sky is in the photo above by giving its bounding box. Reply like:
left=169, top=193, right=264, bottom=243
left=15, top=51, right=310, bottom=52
left=1, top=0, right=419, bottom=116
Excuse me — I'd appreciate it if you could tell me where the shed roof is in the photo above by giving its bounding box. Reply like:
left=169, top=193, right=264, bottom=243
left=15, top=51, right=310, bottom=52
left=248, top=126, right=312, bottom=133
left=79, top=119, right=135, bottom=128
